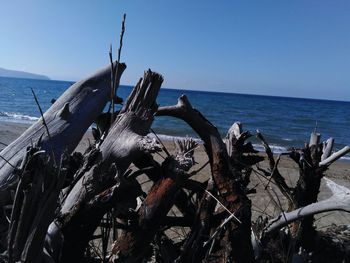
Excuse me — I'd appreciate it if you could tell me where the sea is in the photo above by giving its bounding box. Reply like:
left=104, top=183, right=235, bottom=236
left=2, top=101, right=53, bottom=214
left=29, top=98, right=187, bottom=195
left=0, top=77, right=349, bottom=160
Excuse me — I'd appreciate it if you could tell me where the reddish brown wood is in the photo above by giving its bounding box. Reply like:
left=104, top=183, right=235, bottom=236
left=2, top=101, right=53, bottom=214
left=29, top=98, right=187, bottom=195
left=157, top=96, right=255, bottom=262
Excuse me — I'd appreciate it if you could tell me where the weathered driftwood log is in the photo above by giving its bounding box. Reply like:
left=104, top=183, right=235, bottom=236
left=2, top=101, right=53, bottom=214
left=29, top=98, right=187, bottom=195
left=0, top=62, right=126, bottom=255
left=109, top=139, right=197, bottom=262
left=291, top=132, right=323, bottom=213
left=49, top=70, right=163, bottom=263
left=0, top=62, right=126, bottom=200
left=7, top=148, right=67, bottom=263
left=256, top=131, right=350, bottom=258
left=264, top=177, right=350, bottom=235
left=205, top=122, right=262, bottom=262
left=288, top=132, right=350, bottom=249
left=176, top=122, right=262, bottom=262
left=157, top=96, right=255, bottom=262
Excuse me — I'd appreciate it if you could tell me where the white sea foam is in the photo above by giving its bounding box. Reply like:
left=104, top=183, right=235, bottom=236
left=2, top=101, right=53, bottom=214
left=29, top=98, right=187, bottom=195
left=341, top=156, right=350, bottom=161
left=148, top=133, right=350, bottom=162
left=148, top=133, right=290, bottom=153
left=147, top=133, right=203, bottom=144
left=252, top=143, right=288, bottom=154
left=0, top=111, right=39, bottom=123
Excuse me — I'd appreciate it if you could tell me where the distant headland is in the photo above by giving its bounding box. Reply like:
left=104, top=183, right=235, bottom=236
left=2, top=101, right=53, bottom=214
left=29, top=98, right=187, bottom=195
left=0, top=67, right=50, bottom=80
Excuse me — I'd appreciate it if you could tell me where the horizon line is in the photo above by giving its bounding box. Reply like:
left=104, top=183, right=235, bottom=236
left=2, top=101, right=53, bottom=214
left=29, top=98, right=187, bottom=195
left=1, top=75, right=349, bottom=103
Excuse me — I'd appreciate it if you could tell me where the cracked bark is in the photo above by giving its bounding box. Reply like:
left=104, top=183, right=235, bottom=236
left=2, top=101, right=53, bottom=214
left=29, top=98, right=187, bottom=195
left=47, top=70, right=163, bottom=263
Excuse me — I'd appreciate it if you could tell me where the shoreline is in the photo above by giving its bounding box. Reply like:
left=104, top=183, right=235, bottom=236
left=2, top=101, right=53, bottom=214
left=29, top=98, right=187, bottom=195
left=1, top=120, right=349, bottom=182
left=0, top=120, right=349, bottom=226
left=1, top=119, right=349, bottom=162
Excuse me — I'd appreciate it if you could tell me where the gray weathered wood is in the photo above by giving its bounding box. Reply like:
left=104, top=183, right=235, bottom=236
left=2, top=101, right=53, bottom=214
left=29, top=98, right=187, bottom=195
left=321, top=137, right=334, bottom=161
left=49, top=70, right=163, bottom=263
left=0, top=62, right=126, bottom=203
left=309, top=132, right=320, bottom=146
left=7, top=149, right=66, bottom=263
left=264, top=177, right=350, bottom=236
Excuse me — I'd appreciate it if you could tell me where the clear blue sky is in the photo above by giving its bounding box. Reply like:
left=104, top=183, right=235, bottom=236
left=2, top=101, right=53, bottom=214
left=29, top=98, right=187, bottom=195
left=1, top=0, right=350, bottom=101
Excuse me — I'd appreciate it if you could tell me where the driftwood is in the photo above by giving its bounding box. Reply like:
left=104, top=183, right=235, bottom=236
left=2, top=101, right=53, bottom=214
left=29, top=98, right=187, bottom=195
left=0, top=59, right=349, bottom=263
left=0, top=62, right=126, bottom=253
left=287, top=133, right=349, bottom=249
left=0, top=64, right=126, bottom=255
left=252, top=131, right=350, bottom=262
left=51, top=70, right=163, bottom=263
left=109, top=139, right=197, bottom=262
left=264, top=177, right=350, bottom=235
left=0, top=62, right=126, bottom=196
left=157, top=97, right=263, bottom=262
left=7, top=149, right=67, bottom=263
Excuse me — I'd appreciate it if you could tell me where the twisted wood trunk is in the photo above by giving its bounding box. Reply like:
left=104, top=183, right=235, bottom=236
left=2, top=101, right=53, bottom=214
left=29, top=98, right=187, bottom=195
left=157, top=96, right=255, bottom=263
left=50, top=70, right=163, bottom=263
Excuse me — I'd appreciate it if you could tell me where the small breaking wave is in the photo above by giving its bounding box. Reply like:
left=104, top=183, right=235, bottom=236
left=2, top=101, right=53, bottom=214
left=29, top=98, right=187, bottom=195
left=148, top=133, right=203, bottom=144
left=252, top=144, right=288, bottom=154
left=148, top=133, right=290, bottom=153
left=341, top=156, right=350, bottom=161
left=0, top=111, right=39, bottom=123
left=148, top=133, right=350, bottom=162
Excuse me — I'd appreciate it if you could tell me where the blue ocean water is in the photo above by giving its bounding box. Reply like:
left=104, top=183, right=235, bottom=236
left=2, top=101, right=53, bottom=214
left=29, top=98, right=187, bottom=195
left=0, top=77, right=349, bottom=159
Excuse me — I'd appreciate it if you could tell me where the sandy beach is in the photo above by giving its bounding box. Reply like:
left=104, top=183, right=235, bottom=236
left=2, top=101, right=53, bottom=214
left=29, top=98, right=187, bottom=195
left=1, top=120, right=349, bottom=228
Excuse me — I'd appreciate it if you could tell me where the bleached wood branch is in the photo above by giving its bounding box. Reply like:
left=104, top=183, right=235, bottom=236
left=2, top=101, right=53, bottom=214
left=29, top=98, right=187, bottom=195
left=264, top=177, right=350, bottom=236
left=319, top=146, right=350, bottom=167
left=225, top=122, right=242, bottom=157
left=309, top=132, right=320, bottom=146
left=321, top=137, right=334, bottom=161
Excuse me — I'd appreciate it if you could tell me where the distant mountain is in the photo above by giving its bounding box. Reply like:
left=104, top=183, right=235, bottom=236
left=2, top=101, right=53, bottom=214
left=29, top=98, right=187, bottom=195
left=0, top=67, right=50, bottom=80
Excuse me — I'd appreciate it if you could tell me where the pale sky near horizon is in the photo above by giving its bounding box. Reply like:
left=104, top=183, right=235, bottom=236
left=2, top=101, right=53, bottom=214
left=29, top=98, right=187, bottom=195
left=1, top=0, right=350, bottom=101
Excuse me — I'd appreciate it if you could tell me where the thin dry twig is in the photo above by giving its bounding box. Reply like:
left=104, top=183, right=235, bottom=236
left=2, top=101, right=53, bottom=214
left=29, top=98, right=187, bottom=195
left=203, top=188, right=242, bottom=224
left=190, top=160, right=210, bottom=176
left=31, top=88, right=52, bottom=142
left=264, top=154, right=282, bottom=190
left=203, top=212, right=242, bottom=247
left=0, top=154, right=17, bottom=170
left=31, top=88, right=56, bottom=165
left=108, top=44, right=115, bottom=112
left=150, top=128, right=171, bottom=157
left=110, top=13, right=126, bottom=125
